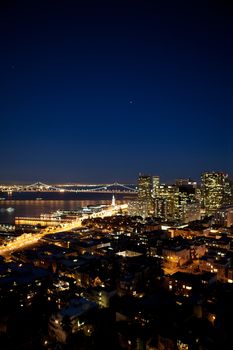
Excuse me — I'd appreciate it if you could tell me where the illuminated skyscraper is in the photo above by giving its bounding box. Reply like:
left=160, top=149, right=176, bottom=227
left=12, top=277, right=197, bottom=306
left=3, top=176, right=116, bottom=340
left=138, top=174, right=153, bottom=217
left=152, top=179, right=201, bottom=222
left=154, top=184, right=179, bottom=220
left=176, top=180, right=200, bottom=223
left=152, top=176, right=160, bottom=198
left=138, top=175, right=151, bottom=201
left=201, top=172, right=231, bottom=216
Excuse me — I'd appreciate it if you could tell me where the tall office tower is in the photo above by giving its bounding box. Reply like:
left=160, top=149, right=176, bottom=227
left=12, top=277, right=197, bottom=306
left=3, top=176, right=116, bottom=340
left=201, top=172, right=230, bottom=216
left=176, top=180, right=200, bottom=223
left=152, top=176, right=160, bottom=198
left=154, top=184, right=179, bottom=221
left=138, top=174, right=153, bottom=217
left=225, top=177, right=233, bottom=204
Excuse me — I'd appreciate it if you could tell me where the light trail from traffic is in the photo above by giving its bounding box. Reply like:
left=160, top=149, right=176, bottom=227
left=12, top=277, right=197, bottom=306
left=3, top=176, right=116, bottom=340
left=0, top=204, right=128, bottom=256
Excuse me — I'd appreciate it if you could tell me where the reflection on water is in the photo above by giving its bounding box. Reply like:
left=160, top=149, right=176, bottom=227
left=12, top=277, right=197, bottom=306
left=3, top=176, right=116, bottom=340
left=0, top=199, right=115, bottom=224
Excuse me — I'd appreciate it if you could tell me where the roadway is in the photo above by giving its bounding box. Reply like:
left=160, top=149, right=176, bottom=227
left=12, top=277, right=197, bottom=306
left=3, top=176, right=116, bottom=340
left=0, top=204, right=128, bottom=256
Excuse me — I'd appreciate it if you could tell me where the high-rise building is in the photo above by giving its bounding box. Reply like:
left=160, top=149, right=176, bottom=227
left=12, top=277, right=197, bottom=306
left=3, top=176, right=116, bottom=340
left=201, top=172, right=230, bottom=216
left=153, top=179, right=201, bottom=222
left=137, top=174, right=153, bottom=217
left=134, top=171, right=232, bottom=222
left=152, top=176, right=160, bottom=199
left=176, top=180, right=200, bottom=223
left=154, top=184, right=179, bottom=221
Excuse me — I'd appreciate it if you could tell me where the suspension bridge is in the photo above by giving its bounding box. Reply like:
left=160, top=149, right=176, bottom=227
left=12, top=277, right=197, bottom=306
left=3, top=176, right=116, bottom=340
left=0, top=181, right=137, bottom=194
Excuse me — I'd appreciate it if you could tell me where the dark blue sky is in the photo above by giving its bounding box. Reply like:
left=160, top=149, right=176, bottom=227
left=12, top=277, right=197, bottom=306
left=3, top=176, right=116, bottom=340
left=0, top=0, right=232, bottom=183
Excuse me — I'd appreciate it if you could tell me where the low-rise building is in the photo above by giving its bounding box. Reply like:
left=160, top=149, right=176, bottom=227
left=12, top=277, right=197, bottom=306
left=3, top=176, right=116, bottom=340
left=49, top=298, right=97, bottom=343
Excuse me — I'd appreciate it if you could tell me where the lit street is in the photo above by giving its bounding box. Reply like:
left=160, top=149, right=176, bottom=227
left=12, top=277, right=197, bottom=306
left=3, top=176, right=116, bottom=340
left=0, top=204, right=128, bottom=256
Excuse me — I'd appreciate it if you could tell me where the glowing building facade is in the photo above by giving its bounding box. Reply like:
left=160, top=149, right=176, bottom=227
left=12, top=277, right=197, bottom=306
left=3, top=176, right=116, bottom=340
left=154, top=185, right=179, bottom=220
left=201, top=172, right=231, bottom=216
left=138, top=175, right=153, bottom=217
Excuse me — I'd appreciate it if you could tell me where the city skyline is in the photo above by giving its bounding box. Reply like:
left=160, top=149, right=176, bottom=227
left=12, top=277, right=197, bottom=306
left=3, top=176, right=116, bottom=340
left=1, top=0, right=232, bottom=182
left=1, top=2, right=233, bottom=349
left=0, top=169, right=232, bottom=186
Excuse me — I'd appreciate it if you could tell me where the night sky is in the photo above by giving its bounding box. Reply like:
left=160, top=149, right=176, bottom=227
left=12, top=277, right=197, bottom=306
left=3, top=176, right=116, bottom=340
left=0, top=0, right=232, bottom=183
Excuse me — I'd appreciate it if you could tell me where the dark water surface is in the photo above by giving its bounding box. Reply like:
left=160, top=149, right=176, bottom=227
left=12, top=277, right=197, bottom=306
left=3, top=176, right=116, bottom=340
left=0, top=192, right=134, bottom=224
